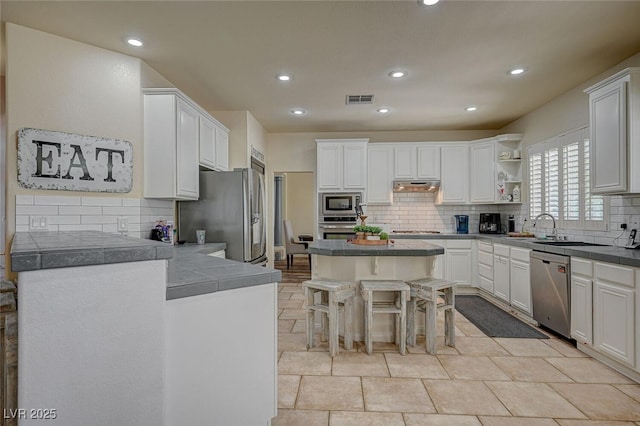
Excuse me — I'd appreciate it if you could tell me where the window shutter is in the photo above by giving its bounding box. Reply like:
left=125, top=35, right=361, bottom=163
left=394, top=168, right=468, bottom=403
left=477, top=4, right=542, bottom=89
left=545, top=147, right=559, bottom=219
left=529, top=151, right=543, bottom=219
left=563, top=141, right=580, bottom=221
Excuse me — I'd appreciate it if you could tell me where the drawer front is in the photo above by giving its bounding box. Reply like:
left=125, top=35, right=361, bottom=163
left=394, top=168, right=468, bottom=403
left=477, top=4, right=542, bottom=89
left=494, top=244, right=510, bottom=257
left=478, top=251, right=494, bottom=266
left=479, top=263, right=493, bottom=279
left=595, top=262, right=635, bottom=288
left=510, top=247, right=530, bottom=263
left=477, top=241, right=493, bottom=253
left=447, top=239, right=472, bottom=249
left=572, top=257, right=593, bottom=277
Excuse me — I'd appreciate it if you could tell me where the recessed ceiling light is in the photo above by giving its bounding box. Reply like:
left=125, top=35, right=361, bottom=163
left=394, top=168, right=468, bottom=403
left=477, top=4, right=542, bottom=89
left=388, top=70, right=407, bottom=79
left=465, top=106, right=477, bottom=112
left=418, top=0, right=440, bottom=5
left=290, top=109, right=306, bottom=116
left=126, top=37, right=143, bottom=47
left=377, top=107, right=390, bottom=114
left=276, top=73, right=293, bottom=81
left=509, top=68, right=526, bottom=76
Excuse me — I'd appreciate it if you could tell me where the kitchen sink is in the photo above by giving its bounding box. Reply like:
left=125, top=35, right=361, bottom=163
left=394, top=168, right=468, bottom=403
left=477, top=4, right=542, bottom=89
left=532, top=240, right=608, bottom=247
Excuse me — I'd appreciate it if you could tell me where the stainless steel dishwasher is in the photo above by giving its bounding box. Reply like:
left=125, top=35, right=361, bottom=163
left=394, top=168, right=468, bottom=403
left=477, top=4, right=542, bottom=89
left=530, top=250, right=571, bottom=339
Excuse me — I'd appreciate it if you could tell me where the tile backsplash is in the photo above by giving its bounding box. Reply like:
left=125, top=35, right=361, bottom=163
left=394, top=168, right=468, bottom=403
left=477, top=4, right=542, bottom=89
left=15, top=195, right=174, bottom=239
left=365, top=192, right=640, bottom=245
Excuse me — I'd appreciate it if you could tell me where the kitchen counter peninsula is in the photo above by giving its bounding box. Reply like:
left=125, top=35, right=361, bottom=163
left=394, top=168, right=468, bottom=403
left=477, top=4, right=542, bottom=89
left=308, top=239, right=445, bottom=343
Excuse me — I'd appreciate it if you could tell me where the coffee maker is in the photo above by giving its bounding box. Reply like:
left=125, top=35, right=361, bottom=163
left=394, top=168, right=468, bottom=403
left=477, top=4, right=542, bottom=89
left=479, top=213, right=501, bottom=234
left=454, top=215, right=469, bottom=234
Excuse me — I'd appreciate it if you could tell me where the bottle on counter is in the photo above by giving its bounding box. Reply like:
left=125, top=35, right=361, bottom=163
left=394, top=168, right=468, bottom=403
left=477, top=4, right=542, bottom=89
left=508, top=215, right=515, bottom=233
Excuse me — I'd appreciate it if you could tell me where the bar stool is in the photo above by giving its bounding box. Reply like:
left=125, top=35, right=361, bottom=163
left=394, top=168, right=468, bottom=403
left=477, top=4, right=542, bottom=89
left=406, top=278, right=456, bottom=355
left=302, top=279, right=356, bottom=357
left=360, top=280, right=411, bottom=356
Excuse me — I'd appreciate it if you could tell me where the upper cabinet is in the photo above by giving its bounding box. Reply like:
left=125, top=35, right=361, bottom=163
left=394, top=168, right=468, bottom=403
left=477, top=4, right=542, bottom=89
left=469, top=140, right=495, bottom=203
left=316, top=138, right=368, bottom=192
left=393, top=144, right=440, bottom=180
left=144, top=88, right=229, bottom=200
left=585, top=68, right=640, bottom=194
left=437, top=144, right=469, bottom=204
left=367, top=145, right=394, bottom=204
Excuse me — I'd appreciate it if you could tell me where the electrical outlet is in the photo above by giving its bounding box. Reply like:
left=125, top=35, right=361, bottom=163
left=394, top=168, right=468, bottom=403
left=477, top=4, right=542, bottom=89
left=117, top=217, right=128, bottom=232
left=29, top=216, right=48, bottom=231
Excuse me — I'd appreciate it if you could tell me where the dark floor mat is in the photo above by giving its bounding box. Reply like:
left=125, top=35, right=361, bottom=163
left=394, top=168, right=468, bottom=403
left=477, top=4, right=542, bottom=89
left=455, top=295, right=549, bottom=339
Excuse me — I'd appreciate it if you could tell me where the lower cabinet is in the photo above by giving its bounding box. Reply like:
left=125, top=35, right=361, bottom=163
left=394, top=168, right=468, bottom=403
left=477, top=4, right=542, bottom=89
left=428, top=239, right=471, bottom=287
left=477, top=241, right=494, bottom=294
left=509, top=247, right=531, bottom=315
left=570, top=258, right=593, bottom=345
left=493, top=244, right=510, bottom=303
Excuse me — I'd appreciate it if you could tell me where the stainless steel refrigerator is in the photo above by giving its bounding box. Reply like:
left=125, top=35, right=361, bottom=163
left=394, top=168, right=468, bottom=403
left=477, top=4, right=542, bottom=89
left=178, top=169, right=267, bottom=265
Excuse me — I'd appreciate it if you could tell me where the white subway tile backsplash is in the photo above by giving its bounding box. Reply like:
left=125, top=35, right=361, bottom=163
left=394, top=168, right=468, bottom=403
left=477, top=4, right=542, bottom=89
left=59, top=206, right=103, bottom=216
left=58, top=224, right=102, bottom=231
left=15, top=195, right=34, bottom=205
left=81, top=216, right=118, bottom=224
left=102, top=206, right=140, bottom=216
left=81, top=197, right=122, bottom=206
left=122, top=198, right=142, bottom=207
left=34, top=195, right=81, bottom=206
left=15, top=205, right=59, bottom=216
left=48, top=216, right=81, bottom=225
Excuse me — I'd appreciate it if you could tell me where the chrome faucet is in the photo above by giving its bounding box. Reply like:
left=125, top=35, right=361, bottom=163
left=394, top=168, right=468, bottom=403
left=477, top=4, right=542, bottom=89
left=533, top=213, right=557, bottom=240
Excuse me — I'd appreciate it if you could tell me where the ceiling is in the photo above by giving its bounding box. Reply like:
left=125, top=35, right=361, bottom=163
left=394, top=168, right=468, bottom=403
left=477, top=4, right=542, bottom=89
left=3, top=1, right=640, bottom=133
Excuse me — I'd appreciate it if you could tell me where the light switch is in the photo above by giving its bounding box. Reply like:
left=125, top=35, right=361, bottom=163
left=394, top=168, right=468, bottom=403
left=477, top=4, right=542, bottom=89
left=117, top=217, right=128, bottom=232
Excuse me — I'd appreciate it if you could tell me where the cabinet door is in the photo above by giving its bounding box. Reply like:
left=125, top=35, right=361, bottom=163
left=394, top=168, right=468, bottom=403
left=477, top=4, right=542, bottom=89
left=394, top=146, right=416, bottom=179
left=417, top=146, right=441, bottom=179
left=510, top=258, right=531, bottom=314
left=367, top=146, right=393, bottom=204
left=199, top=115, right=216, bottom=170
left=594, top=280, right=635, bottom=366
left=447, top=248, right=471, bottom=287
left=590, top=78, right=627, bottom=193
left=493, top=252, right=510, bottom=303
left=317, top=143, right=343, bottom=191
left=439, top=145, right=469, bottom=203
left=470, top=141, right=496, bottom=203
left=343, top=143, right=367, bottom=189
left=214, top=127, right=229, bottom=171
left=571, top=275, right=593, bottom=345
left=176, top=98, right=200, bottom=199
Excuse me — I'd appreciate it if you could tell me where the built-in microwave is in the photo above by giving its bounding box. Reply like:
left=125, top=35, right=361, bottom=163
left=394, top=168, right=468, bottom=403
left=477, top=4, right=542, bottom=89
left=320, top=192, right=362, bottom=216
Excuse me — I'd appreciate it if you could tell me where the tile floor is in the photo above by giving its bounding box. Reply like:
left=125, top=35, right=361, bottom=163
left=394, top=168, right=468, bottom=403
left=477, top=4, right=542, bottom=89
left=272, top=260, right=640, bottom=426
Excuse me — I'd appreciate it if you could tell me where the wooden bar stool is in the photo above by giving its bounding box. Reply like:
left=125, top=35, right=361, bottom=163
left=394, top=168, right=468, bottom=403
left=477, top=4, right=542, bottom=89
left=360, top=280, right=411, bottom=356
left=302, top=279, right=356, bottom=357
left=406, top=278, right=456, bottom=355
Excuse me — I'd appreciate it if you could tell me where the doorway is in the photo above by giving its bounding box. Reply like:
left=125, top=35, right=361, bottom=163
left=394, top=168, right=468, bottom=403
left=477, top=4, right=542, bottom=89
left=274, top=172, right=314, bottom=260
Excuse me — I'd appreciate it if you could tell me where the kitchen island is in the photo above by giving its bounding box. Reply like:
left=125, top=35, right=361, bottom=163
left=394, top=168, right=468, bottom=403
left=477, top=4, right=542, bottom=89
left=10, top=231, right=280, bottom=426
left=308, top=239, right=445, bottom=343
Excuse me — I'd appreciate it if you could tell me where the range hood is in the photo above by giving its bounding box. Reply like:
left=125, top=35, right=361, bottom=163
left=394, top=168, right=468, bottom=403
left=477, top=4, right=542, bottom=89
left=393, top=180, right=440, bottom=192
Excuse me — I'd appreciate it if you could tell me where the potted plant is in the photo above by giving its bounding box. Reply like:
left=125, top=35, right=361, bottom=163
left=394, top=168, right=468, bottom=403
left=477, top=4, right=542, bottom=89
left=353, top=225, right=367, bottom=239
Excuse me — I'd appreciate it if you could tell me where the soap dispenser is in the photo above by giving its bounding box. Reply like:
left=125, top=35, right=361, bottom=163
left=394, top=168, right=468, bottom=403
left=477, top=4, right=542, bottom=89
left=512, top=184, right=521, bottom=203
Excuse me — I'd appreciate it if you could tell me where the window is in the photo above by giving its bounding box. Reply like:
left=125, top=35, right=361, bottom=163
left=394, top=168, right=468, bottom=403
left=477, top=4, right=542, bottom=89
left=528, top=127, right=608, bottom=231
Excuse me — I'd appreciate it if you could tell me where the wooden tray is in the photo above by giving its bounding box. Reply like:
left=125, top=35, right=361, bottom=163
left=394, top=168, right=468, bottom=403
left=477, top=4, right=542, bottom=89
left=351, top=239, right=389, bottom=245
left=507, top=232, right=535, bottom=238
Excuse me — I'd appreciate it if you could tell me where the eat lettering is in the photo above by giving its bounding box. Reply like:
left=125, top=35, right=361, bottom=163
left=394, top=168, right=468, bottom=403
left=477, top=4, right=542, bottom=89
left=31, top=140, right=124, bottom=182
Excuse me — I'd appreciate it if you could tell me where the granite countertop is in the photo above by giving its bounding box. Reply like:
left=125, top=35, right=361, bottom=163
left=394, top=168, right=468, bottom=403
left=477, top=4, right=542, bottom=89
left=391, top=233, right=640, bottom=268
left=167, top=243, right=281, bottom=300
left=308, top=239, right=445, bottom=257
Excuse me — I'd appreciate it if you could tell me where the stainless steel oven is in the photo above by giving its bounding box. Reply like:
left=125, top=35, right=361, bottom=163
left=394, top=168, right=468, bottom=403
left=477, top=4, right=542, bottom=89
left=318, top=223, right=356, bottom=240
left=320, top=192, right=362, bottom=216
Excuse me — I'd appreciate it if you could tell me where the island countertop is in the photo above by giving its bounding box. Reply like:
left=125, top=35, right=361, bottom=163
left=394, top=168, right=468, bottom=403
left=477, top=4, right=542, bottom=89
left=308, top=239, right=445, bottom=256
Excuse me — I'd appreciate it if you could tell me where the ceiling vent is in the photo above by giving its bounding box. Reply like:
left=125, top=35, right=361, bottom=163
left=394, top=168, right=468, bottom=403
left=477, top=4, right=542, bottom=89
left=346, top=94, right=374, bottom=105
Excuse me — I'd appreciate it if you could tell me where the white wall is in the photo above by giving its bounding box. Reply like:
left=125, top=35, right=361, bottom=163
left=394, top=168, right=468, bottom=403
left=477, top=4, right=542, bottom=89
left=283, top=172, right=315, bottom=237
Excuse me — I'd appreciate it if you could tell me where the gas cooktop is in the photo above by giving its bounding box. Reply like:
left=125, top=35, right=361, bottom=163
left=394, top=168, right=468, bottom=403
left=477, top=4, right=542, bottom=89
left=391, top=230, right=441, bottom=234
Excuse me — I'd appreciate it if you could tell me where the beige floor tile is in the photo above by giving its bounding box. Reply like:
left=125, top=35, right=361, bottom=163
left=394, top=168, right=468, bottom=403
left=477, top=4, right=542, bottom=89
left=423, top=379, right=510, bottom=416
left=278, top=351, right=332, bottom=375
left=407, top=335, right=460, bottom=355
left=332, top=352, right=389, bottom=377
left=556, top=420, right=637, bottom=425
left=278, top=292, right=293, bottom=300
left=279, top=286, right=302, bottom=293
left=551, top=383, right=640, bottom=421
left=278, top=375, right=301, bottom=409
left=271, top=409, right=329, bottom=426
left=279, top=332, right=309, bottom=351
left=278, top=299, right=305, bottom=309
left=279, top=308, right=306, bottom=320
left=542, top=339, right=589, bottom=357
left=438, top=355, right=510, bottom=381
left=616, top=385, right=640, bottom=403
left=545, top=357, right=634, bottom=384
left=291, top=319, right=306, bottom=333
left=494, top=338, right=564, bottom=357
left=457, top=321, right=488, bottom=337
left=485, top=381, right=586, bottom=419
left=404, top=413, right=482, bottom=425
left=297, top=376, right=364, bottom=411
left=278, top=319, right=296, bottom=333
left=290, top=292, right=306, bottom=300
left=478, top=417, right=559, bottom=425
left=329, top=411, right=405, bottom=426
left=385, top=353, right=449, bottom=379
left=357, top=341, right=405, bottom=353
left=454, top=337, right=510, bottom=356
left=362, top=377, right=436, bottom=413
left=490, top=357, right=573, bottom=382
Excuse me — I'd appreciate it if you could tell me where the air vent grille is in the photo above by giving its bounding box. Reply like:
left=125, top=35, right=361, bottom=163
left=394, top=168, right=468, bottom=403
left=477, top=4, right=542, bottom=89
left=346, top=94, right=374, bottom=105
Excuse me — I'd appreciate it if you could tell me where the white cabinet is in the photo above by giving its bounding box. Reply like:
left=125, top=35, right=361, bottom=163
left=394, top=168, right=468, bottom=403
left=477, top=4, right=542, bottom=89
left=394, top=146, right=416, bottom=179
left=144, top=90, right=200, bottom=200
left=495, top=134, right=524, bottom=203
left=493, top=244, right=510, bottom=303
left=593, top=262, right=635, bottom=367
left=438, top=144, right=469, bottom=204
left=571, top=258, right=593, bottom=345
left=446, top=239, right=472, bottom=287
left=470, top=141, right=495, bottom=203
left=394, top=144, right=440, bottom=180
left=316, top=139, right=368, bottom=192
left=477, top=241, right=494, bottom=294
left=198, top=115, right=230, bottom=172
left=417, top=146, right=441, bottom=179
left=509, top=247, right=531, bottom=314
left=367, top=145, right=393, bottom=204
left=585, top=68, right=640, bottom=194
